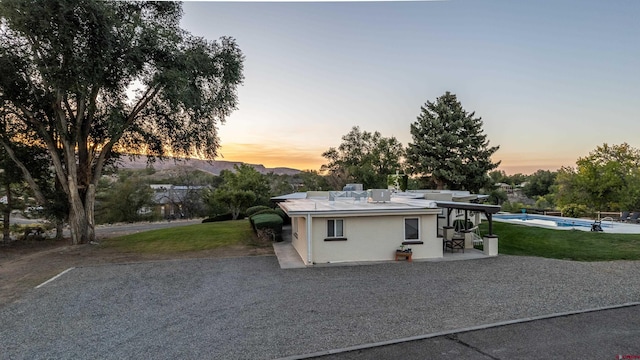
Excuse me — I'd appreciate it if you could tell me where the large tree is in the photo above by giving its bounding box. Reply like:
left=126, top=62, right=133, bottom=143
left=523, top=169, right=557, bottom=198
left=207, top=164, right=269, bottom=219
left=321, top=126, right=404, bottom=190
left=0, top=1, right=244, bottom=244
left=555, top=143, right=640, bottom=212
left=406, top=92, right=500, bottom=193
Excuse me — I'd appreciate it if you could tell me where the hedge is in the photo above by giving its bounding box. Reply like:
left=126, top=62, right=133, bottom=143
left=202, top=212, right=246, bottom=223
left=246, top=205, right=271, bottom=217
left=251, top=209, right=280, bottom=217
left=250, top=213, right=283, bottom=241
left=273, top=207, right=290, bottom=225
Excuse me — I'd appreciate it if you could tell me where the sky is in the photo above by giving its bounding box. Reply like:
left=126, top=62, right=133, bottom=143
left=179, top=0, right=640, bottom=174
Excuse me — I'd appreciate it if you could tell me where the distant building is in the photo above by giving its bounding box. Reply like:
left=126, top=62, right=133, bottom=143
left=150, top=184, right=207, bottom=219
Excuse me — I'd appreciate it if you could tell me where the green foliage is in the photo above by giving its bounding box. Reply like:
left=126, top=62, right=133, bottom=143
left=555, top=143, right=640, bottom=212
left=321, top=126, right=404, bottom=190
left=250, top=213, right=283, bottom=241
left=221, top=164, right=270, bottom=205
left=488, top=170, right=508, bottom=184
left=0, top=0, right=244, bottom=243
left=95, top=174, right=154, bottom=224
left=534, top=194, right=556, bottom=209
left=501, top=201, right=528, bottom=213
left=206, top=164, right=271, bottom=219
left=523, top=170, right=557, bottom=198
left=246, top=205, right=272, bottom=217
left=486, top=189, right=508, bottom=205
left=249, top=209, right=279, bottom=217
left=211, top=189, right=256, bottom=220
left=406, top=91, right=500, bottom=193
left=479, top=221, right=640, bottom=261
left=560, top=204, right=590, bottom=218
left=272, top=207, right=290, bottom=224
left=297, top=170, right=329, bottom=191
left=201, top=212, right=247, bottom=223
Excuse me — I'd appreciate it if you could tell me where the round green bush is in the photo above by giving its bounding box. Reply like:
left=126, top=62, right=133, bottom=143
left=246, top=205, right=271, bottom=217
left=273, top=207, right=290, bottom=225
left=251, top=213, right=283, bottom=241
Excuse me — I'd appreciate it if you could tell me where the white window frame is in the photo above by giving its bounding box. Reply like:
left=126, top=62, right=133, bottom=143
left=327, top=219, right=344, bottom=238
left=404, top=217, right=420, bottom=241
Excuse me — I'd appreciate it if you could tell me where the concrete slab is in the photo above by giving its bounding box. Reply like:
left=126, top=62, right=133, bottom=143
left=273, top=240, right=306, bottom=269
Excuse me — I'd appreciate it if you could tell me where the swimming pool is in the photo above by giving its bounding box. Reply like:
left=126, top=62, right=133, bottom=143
left=493, top=213, right=640, bottom=234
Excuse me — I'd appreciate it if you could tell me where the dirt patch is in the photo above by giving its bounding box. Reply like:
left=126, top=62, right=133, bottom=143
left=0, top=237, right=274, bottom=308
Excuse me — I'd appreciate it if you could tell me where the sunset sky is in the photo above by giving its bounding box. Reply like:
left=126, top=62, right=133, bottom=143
left=180, top=0, right=640, bottom=174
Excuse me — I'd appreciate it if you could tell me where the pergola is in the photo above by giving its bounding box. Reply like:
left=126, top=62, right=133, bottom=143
left=435, top=201, right=501, bottom=235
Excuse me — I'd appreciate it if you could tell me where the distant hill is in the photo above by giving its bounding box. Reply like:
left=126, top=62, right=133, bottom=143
left=117, top=156, right=301, bottom=176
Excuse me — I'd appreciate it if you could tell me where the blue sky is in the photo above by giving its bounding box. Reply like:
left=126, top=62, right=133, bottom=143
left=180, top=0, right=640, bottom=174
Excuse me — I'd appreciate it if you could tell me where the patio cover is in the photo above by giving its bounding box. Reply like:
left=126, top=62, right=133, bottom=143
left=435, top=201, right=501, bottom=235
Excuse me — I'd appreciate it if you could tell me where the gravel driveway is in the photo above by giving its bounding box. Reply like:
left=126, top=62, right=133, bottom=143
left=2, top=255, right=639, bottom=359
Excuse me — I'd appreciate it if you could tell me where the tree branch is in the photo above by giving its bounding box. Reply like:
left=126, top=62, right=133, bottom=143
left=0, top=139, right=46, bottom=204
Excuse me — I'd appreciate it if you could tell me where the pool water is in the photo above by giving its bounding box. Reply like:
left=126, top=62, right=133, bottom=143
left=493, top=213, right=640, bottom=234
left=493, top=214, right=609, bottom=230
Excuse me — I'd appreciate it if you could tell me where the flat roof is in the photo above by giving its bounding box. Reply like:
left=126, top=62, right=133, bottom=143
left=279, top=197, right=442, bottom=216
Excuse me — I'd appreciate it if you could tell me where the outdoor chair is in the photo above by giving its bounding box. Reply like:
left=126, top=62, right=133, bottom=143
left=627, top=212, right=640, bottom=223
left=619, top=211, right=630, bottom=222
left=443, top=228, right=465, bottom=253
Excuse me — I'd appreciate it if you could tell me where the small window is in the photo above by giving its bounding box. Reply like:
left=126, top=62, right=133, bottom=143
left=327, top=219, right=344, bottom=237
left=404, top=218, right=419, bottom=240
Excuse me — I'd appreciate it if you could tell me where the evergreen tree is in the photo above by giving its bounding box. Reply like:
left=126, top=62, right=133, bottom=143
left=406, top=92, right=500, bottom=192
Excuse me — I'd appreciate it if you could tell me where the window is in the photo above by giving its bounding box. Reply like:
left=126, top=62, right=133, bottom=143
left=327, top=219, right=344, bottom=238
left=404, top=218, right=419, bottom=240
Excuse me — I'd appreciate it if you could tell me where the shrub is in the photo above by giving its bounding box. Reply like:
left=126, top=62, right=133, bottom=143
left=201, top=212, right=246, bottom=223
left=272, top=207, right=290, bottom=224
left=250, top=209, right=280, bottom=217
left=561, top=204, right=590, bottom=218
left=251, top=213, right=283, bottom=241
left=246, top=205, right=271, bottom=217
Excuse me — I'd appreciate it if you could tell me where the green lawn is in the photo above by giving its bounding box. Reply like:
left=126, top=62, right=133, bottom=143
left=101, top=219, right=261, bottom=253
left=480, top=221, right=640, bottom=261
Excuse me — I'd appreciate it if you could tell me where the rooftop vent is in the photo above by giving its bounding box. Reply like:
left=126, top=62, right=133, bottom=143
left=369, top=189, right=391, bottom=202
left=343, top=183, right=363, bottom=191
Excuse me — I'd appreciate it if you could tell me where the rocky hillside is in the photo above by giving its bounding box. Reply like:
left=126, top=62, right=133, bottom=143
left=117, top=156, right=300, bottom=176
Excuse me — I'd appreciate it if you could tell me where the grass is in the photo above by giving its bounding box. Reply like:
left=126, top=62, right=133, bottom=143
left=101, top=219, right=262, bottom=254
left=479, top=221, right=640, bottom=261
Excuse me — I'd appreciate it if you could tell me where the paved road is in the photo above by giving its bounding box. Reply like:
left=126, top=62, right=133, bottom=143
left=2, top=255, right=639, bottom=359
left=308, top=304, right=640, bottom=360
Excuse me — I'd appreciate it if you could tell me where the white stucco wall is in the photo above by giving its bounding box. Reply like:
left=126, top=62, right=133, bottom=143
left=309, top=214, right=441, bottom=264
left=291, top=217, right=310, bottom=265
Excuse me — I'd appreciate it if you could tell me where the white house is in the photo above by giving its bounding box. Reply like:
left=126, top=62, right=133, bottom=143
left=277, top=190, right=500, bottom=265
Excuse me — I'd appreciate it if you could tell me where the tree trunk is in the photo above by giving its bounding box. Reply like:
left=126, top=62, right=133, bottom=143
left=3, top=183, right=10, bottom=242
left=67, top=176, right=90, bottom=245
left=55, top=220, right=64, bottom=240
left=86, top=184, right=96, bottom=242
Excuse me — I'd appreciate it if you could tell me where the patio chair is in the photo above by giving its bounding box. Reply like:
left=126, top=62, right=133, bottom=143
left=627, top=212, right=640, bottom=223
left=444, top=220, right=467, bottom=253
left=619, top=211, right=630, bottom=222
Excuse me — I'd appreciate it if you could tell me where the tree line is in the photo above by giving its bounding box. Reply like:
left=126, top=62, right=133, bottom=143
left=0, top=0, right=633, bottom=245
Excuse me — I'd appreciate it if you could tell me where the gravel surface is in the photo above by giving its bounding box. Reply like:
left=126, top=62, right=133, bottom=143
left=1, top=255, right=639, bottom=359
